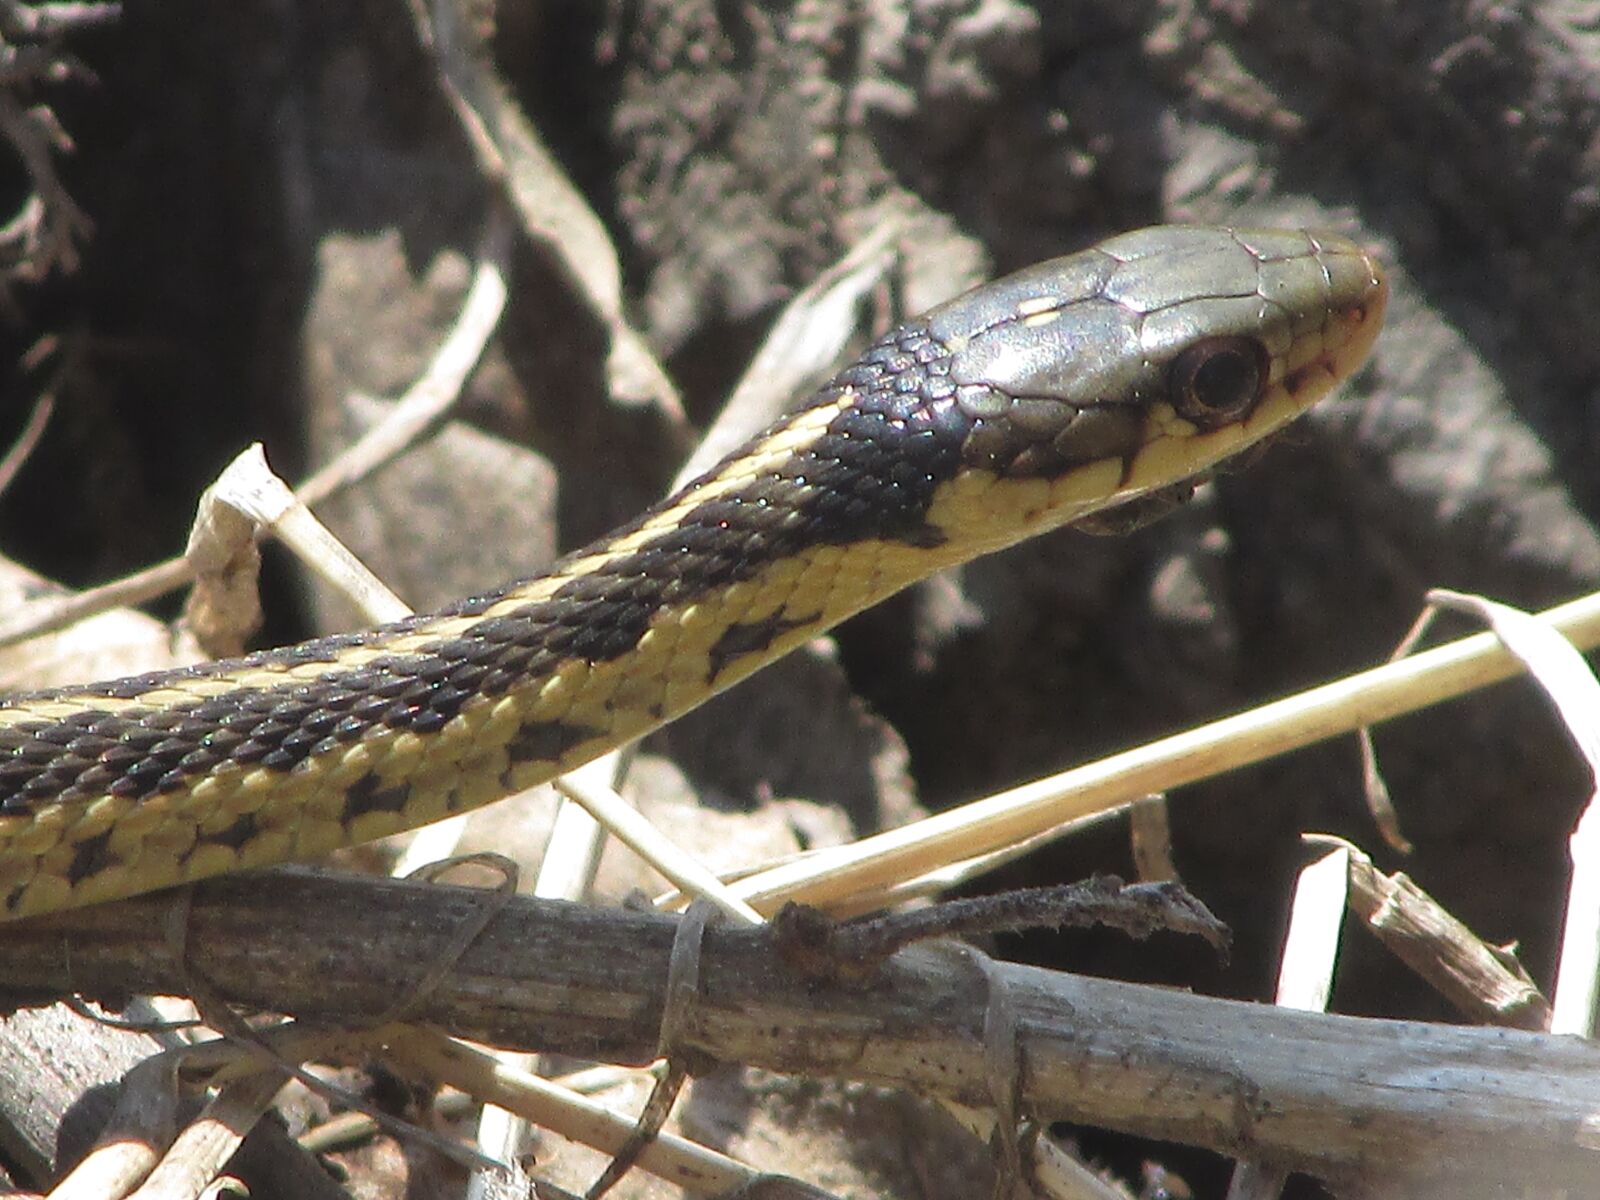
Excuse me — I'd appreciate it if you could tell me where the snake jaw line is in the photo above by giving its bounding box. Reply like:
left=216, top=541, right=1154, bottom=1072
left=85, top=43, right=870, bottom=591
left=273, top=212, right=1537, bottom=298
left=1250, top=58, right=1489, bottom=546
left=0, top=226, right=1385, bottom=918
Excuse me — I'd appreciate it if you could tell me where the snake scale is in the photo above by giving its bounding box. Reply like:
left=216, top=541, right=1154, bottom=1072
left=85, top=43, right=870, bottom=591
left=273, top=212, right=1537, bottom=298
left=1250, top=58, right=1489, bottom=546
left=0, top=226, right=1386, bottom=919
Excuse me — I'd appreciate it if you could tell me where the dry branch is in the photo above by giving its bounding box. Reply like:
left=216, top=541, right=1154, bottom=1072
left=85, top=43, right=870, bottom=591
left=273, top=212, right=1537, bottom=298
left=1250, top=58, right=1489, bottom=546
left=3, top=869, right=1598, bottom=1194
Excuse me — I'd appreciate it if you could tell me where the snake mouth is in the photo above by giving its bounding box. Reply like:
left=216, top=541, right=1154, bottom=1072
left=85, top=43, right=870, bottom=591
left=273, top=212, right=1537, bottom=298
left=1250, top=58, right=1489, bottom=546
left=1273, top=290, right=1387, bottom=422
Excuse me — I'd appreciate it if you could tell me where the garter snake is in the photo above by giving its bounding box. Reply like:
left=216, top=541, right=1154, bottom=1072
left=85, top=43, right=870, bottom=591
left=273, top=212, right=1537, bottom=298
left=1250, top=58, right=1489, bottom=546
left=0, top=226, right=1386, bottom=919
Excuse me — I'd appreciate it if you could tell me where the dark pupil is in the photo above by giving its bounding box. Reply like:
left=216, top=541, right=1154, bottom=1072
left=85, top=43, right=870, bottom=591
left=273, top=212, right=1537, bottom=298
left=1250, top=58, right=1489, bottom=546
left=1188, top=347, right=1258, bottom=411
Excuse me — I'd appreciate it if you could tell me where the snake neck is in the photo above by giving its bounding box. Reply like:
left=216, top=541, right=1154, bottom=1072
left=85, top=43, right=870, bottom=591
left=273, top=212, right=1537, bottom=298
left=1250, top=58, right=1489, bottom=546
left=0, top=323, right=989, bottom=917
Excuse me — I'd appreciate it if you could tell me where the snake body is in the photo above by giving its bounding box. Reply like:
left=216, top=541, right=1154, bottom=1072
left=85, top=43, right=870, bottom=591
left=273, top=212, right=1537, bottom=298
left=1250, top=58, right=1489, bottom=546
left=0, top=226, right=1386, bottom=919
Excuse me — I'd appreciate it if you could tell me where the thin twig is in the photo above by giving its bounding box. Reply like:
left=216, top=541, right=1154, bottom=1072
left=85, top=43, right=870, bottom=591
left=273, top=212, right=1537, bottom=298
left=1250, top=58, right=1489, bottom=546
left=0, top=69, right=93, bottom=282
left=296, top=216, right=512, bottom=508
left=0, top=388, right=52, bottom=496
left=769, top=879, right=1229, bottom=984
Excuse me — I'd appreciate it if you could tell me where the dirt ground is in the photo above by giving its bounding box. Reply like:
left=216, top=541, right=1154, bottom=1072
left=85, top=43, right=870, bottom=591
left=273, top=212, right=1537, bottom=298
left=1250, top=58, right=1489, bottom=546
left=2, top=1, right=1599, bottom=1197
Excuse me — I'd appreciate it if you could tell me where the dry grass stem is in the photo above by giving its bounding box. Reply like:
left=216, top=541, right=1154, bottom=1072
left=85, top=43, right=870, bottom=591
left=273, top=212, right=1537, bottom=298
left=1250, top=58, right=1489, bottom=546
left=197, top=445, right=408, bottom=629
left=553, top=773, right=762, bottom=925
left=123, top=1069, right=285, bottom=1200
left=45, top=1055, right=180, bottom=1200
left=724, top=587, right=1600, bottom=912
left=297, top=224, right=511, bottom=509
left=391, top=1028, right=759, bottom=1197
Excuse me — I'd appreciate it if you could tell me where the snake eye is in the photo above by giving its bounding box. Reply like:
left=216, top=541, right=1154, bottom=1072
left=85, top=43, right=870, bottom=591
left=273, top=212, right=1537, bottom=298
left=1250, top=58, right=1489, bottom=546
left=1168, top=336, right=1269, bottom=430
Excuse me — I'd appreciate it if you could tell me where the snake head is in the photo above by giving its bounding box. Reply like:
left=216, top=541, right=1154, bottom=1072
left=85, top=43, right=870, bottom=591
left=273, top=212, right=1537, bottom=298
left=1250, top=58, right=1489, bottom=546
left=918, top=226, right=1386, bottom=543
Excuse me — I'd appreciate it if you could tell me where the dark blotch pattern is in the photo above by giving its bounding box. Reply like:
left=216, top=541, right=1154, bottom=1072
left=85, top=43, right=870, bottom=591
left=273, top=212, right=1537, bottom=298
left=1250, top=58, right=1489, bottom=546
left=0, top=323, right=973, bottom=815
left=67, top=829, right=113, bottom=885
left=506, top=720, right=603, bottom=765
left=342, top=771, right=412, bottom=823
left=707, top=611, right=818, bottom=683
left=193, top=812, right=259, bottom=853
